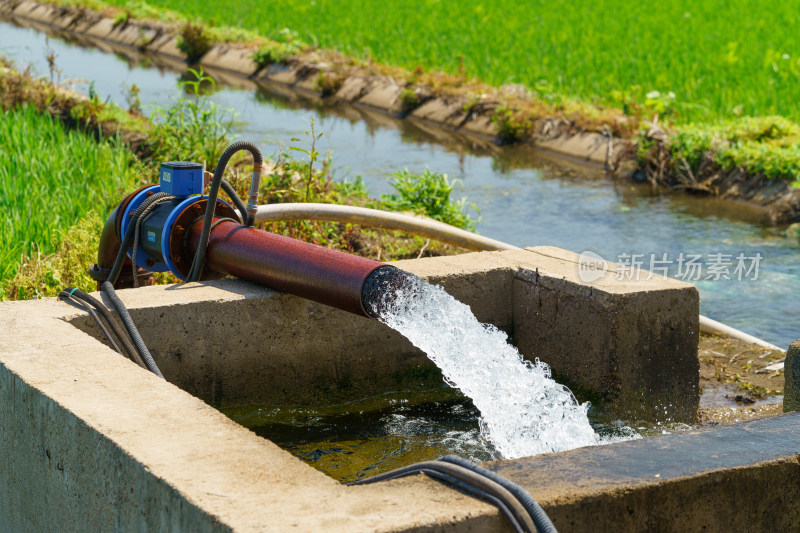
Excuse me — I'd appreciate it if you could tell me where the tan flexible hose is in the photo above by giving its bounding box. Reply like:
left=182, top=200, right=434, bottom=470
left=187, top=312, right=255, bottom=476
left=252, top=202, right=786, bottom=354
left=252, top=203, right=518, bottom=252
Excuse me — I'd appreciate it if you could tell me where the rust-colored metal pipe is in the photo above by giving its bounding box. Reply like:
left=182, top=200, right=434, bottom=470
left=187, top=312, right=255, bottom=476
left=188, top=219, right=395, bottom=317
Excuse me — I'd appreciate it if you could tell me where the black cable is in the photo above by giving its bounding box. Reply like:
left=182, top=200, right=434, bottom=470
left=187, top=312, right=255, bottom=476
left=65, top=288, right=148, bottom=369
left=220, top=178, right=248, bottom=224
left=59, top=291, right=123, bottom=354
left=188, top=141, right=262, bottom=282
left=101, top=281, right=164, bottom=378
left=348, top=456, right=556, bottom=533
left=440, top=455, right=558, bottom=533
left=58, top=288, right=148, bottom=370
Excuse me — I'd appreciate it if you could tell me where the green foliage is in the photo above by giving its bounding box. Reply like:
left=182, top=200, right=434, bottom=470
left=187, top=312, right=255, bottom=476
left=491, top=105, right=532, bottom=144
left=112, top=9, right=130, bottom=27
left=400, top=88, right=420, bottom=110
left=176, top=21, right=213, bottom=63
left=148, top=68, right=235, bottom=169
left=3, top=211, right=103, bottom=300
left=252, top=29, right=306, bottom=68
left=667, top=117, right=800, bottom=184
left=0, top=106, right=141, bottom=289
left=288, top=118, right=325, bottom=201
left=381, top=169, right=477, bottom=231
left=314, top=71, right=344, bottom=97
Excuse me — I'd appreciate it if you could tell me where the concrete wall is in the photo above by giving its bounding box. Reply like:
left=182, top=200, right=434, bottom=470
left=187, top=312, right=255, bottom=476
left=1, top=248, right=798, bottom=532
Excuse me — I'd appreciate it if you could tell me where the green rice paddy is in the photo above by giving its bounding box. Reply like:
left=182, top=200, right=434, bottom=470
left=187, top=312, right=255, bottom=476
left=105, top=0, right=800, bottom=122
left=0, top=106, right=140, bottom=284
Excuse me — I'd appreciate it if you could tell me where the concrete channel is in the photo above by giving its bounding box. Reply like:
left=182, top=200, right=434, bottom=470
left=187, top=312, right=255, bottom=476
left=2, top=247, right=798, bottom=531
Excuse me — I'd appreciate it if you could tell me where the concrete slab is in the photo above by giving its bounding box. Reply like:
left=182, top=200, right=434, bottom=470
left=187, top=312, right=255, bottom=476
left=785, top=340, right=800, bottom=412
left=490, top=413, right=800, bottom=532
left=201, top=44, right=260, bottom=76
left=358, top=82, right=403, bottom=114
left=513, top=246, right=700, bottom=421
left=334, top=76, right=370, bottom=101
left=411, top=98, right=469, bottom=128
left=534, top=132, right=614, bottom=167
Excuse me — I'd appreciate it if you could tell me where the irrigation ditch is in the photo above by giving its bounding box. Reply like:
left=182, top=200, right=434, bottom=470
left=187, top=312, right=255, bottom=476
left=2, top=0, right=799, bottom=224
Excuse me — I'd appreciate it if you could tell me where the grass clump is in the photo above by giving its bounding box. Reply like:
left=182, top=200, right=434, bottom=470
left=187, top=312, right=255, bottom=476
left=252, top=28, right=307, bottom=68
left=381, top=169, right=477, bottom=231
left=491, top=105, right=533, bottom=144
left=176, top=21, right=213, bottom=63
left=663, top=117, right=800, bottom=185
left=314, top=71, right=344, bottom=98
left=0, top=105, right=142, bottom=295
left=3, top=211, right=103, bottom=300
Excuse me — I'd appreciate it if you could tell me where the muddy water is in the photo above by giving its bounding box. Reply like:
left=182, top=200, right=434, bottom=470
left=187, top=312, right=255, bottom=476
left=1, top=20, right=797, bottom=348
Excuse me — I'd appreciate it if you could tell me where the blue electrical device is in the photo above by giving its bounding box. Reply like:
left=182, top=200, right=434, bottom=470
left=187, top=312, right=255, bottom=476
left=159, top=161, right=204, bottom=198
left=119, top=161, right=207, bottom=273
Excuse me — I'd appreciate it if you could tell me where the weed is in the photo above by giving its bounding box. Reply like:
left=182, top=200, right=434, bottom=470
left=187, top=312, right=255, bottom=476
left=314, top=71, right=343, bottom=98
left=491, top=105, right=532, bottom=144
left=252, top=28, right=306, bottom=68
left=381, top=169, right=477, bottom=231
left=124, top=83, right=142, bottom=116
left=400, top=88, right=420, bottom=110
left=177, top=21, right=213, bottom=63
left=148, top=68, right=234, bottom=169
left=112, top=9, right=130, bottom=27
left=288, top=118, right=325, bottom=201
left=44, top=37, right=60, bottom=85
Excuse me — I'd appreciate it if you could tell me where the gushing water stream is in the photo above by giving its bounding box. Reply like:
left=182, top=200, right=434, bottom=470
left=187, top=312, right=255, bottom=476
left=367, top=270, right=607, bottom=459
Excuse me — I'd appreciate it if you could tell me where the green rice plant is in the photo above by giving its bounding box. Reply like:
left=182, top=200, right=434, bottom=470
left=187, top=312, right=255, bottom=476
left=4, top=211, right=104, bottom=300
left=381, top=169, right=477, bottom=231
left=101, top=0, right=800, bottom=123
left=0, top=105, right=142, bottom=293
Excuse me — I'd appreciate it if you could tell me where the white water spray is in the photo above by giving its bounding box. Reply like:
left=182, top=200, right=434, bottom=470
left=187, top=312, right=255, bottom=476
left=369, top=272, right=602, bottom=458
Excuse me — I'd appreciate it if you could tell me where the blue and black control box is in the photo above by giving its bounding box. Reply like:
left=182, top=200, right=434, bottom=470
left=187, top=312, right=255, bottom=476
left=160, top=161, right=204, bottom=198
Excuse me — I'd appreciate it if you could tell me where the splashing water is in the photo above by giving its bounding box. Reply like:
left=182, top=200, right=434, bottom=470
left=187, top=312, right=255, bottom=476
left=367, top=270, right=603, bottom=459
